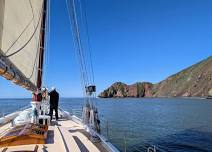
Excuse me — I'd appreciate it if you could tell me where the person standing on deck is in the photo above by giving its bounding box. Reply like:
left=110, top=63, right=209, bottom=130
left=49, top=87, right=59, bottom=121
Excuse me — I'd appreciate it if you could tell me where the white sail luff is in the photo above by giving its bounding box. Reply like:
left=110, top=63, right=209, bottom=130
left=0, top=0, right=44, bottom=89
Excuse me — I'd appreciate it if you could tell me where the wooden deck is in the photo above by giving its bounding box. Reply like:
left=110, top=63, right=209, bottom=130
left=0, top=118, right=108, bottom=152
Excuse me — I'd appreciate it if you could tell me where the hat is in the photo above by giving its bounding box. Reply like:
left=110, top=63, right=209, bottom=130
left=41, top=87, right=46, bottom=91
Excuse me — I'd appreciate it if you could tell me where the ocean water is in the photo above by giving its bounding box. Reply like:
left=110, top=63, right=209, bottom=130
left=0, top=98, right=212, bottom=152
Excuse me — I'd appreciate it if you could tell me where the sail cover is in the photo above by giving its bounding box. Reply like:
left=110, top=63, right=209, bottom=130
left=0, top=0, right=44, bottom=89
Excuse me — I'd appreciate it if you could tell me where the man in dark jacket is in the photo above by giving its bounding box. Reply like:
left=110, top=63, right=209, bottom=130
left=49, top=87, right=59, bottom=121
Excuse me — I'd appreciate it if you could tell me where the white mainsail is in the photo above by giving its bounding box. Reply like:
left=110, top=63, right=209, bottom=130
left=0, top=0, right=45, bottom=91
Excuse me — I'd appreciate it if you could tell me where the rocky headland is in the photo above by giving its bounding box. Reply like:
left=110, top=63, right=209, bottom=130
left=99, top=56, right=212, bottom=98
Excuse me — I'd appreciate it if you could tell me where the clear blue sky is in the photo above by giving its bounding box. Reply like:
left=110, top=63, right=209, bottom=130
left=0, top=0, right=212, bottom=98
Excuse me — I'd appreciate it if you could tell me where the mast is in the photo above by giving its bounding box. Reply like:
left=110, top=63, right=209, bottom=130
left=33, top=0, right=47, bottom=102
left=37, top=0, right=47, bottom=91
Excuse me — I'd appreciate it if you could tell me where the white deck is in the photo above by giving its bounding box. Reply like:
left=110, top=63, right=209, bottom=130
left=0, top=118, right=109, bottom=152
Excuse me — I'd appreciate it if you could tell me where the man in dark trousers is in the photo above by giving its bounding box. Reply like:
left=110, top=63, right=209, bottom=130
left=49, top=87, right=59, bottom=121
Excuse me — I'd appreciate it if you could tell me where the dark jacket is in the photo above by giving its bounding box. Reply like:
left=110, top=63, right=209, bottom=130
left=49, top=90, right=59, bottom=108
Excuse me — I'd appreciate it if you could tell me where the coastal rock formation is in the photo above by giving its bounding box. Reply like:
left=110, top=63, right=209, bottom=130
left=99, top=56, right=212, bottom=98
left=98, top=82, right=153, bottom=98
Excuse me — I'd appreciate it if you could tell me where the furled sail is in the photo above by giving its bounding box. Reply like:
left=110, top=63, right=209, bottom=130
left=0, top=0, right=45, bottom=92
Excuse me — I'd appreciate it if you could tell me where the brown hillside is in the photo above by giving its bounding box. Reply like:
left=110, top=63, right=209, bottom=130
left=99, top=56, right=212, bottom=98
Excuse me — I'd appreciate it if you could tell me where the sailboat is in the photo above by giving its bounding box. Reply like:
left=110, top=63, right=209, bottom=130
left=0, top=0, right=119, bottom=151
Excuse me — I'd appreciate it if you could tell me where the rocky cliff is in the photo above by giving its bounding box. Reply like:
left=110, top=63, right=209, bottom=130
left=99, top=82, right=153, bottom=98
left=99, top=56, right=212, bottom=98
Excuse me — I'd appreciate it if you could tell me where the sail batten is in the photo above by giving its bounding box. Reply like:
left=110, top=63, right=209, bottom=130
left=0, top=0, right=45, bottom=91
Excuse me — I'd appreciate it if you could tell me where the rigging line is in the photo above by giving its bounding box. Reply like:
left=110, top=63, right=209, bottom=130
left=78, top=0, right=96, bottom=100
left=29, top=0, right=39, bottom=48
left=69, top=0, right=89, bottom=83
left=78, top=0, right=95, bottom=84
left=4, top=18, right=34, bottom=54
left=24, top=2, right=45, bottom=80
left=73, top=0, right=90, bottom=86
left=77, top=2, right=94, bottom=104
left=71, top=31, right=89, bottom=87
left=69, top=2, right=93, bottom=97
left=5, top=0, right=37, bottom=55
left=0, top=2, right=43, bottom=83
left=43, top=0, right=51, bottom=85
left=28, top=0, right=39, bottom=82
left=47, top=0, right=51, bottom=78
left=66, top=0, right=87, bottom=95
left=67, top=0, right=89, bottom=86
left=7, top=2, right=44, bottom=81
left=47, top=0, right=51, bottom=87
left=66, top=0, right=91, bottom=97
left=43, top=0, right=51, bottom=86
left=0, top=4, right=43, bottom=58
left=25, top=38, right=40, bottom=80
left=78, top=0, right=91, bottom=84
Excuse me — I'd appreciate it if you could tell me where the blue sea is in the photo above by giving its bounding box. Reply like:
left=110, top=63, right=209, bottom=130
left=0, top=98, right=212, bottom=152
